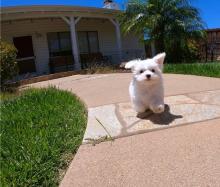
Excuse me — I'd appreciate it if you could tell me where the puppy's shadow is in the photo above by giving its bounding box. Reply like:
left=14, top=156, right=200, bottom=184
left=137, top=104, right=182, bottom=125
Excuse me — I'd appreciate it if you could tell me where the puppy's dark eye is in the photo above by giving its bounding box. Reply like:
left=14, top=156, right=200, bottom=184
left=139, top=70, right=144, bottom=74
left=151, top=69, right=155, bottom=73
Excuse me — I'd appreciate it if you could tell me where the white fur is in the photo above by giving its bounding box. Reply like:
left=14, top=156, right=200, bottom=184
left=125, top=53, right=166, bottom=114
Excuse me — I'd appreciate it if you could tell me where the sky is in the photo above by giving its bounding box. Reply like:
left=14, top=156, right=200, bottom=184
left=1, top=0, right=220, bottom=29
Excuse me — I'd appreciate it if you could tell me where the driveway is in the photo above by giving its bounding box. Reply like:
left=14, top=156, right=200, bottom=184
left=29, top=73, right=220, bottom=186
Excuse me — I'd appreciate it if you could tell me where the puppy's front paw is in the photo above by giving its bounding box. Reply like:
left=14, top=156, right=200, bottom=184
left=134, top=104, right=146, bottom=113
left=151, top=104, right=165, bottom=114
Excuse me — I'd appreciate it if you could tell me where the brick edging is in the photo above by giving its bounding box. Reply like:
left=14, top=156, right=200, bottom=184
left=10, top=69, right=130, bottom=86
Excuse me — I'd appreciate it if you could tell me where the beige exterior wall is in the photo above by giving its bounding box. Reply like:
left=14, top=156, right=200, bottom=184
left=2, top=18, right=144, bottom=75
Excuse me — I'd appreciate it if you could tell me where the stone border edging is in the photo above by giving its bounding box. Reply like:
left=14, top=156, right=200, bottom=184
left=10, top=69, right=130, bottom=86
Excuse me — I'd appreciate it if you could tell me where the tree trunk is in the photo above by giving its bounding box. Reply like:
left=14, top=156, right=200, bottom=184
left=151, top=41, right=156, bottom=56
left=155, top=35, right=165, bottom=53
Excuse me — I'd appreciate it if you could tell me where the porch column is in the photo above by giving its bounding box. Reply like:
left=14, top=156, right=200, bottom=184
left=70, top=16, right=81, bottom=70
left=61, top=16, right=81, bottom=70
left=109, top=18, right=122, bottom=61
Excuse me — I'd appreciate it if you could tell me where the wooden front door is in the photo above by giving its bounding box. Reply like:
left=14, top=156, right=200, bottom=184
left=13, top=36, right=36, bottom=74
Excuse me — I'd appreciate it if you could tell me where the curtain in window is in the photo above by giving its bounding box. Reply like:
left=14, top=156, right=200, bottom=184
left=78, top=32, right=89, bottom=53
left=59, top=32, right=72, bottom=52
left=47, top=32, right=72, bottom=56
left=78, top=31, right=99, bottom=54
left=88, top=32, right=99, bottom=53
left=47, top=33, right=59, bottom=54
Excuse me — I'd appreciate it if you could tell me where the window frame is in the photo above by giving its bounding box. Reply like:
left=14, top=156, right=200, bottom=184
left=77, top=31, right=100, bottom=54
left=47, top=31, right=72, bottom=57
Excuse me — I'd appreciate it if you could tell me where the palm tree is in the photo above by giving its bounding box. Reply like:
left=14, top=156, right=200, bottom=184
left=118, top=0, right=205, bottom=62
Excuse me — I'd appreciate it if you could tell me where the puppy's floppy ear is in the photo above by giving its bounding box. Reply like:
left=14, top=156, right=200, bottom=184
left=125, top=59, right=139, bottom=70
left=153, top=52, right=166, bottom=69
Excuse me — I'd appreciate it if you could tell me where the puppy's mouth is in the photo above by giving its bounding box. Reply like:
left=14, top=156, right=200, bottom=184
left=145, top=78, right=152, bottom=81
left=144, top=77, right=158, bottom=83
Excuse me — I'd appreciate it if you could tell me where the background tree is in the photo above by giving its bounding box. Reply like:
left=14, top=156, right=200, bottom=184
left=118, top=0, right=206, bottom=63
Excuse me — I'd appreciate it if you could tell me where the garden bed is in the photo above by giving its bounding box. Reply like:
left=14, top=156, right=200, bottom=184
left=7, top=62, right=220, bottom=87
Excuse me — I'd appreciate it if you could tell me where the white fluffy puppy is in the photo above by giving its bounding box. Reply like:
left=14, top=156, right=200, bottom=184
left=125, top=53, right=166, bottom=114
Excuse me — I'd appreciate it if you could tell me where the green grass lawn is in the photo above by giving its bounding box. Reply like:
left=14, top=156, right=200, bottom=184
left=80, top=62, right=220, bottom=78
left=1, top=87, right=87, bottom=186
left=164, top=62, right=220, bottom=78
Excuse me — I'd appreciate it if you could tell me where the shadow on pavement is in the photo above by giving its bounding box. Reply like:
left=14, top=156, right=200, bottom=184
left=137, top=104, right=183, bottom=125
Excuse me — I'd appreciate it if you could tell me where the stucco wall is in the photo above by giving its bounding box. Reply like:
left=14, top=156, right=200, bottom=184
left=2, top=18, right=144, bottom=75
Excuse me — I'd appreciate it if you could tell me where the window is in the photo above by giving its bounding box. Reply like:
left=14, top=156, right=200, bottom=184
left=47, top=32, right=72, bottom=57
left=78, top=31, right=99, bottom=54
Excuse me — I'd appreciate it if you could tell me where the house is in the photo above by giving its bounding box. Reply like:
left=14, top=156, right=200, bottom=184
left=1, top=1, right=145, bottom=79
left=200, top=28, right=220, bottom=61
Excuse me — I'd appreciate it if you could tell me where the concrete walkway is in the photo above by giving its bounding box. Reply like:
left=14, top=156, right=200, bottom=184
left=29, top=73, right=220, bottom=186
left=61, top=118, right=220, bottom=187
left=29, top=73, right=220, bottom=107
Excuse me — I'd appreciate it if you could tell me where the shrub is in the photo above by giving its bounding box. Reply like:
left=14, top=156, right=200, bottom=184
left=0, top=41, right=18, bottom=89
left=165, top=39, right=202, bottom=63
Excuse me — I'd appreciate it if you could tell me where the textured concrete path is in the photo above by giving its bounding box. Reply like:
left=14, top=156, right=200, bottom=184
left=30, top=73, right=220, bottom=107
left=29, top=73, right=220, bottom=186
left=60, top=118, right=220, bottom=187
left=83, top=90, right=220, bottom=142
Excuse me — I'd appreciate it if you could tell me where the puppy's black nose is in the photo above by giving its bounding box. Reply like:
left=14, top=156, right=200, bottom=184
left=146, top=74, right=151, bottom=79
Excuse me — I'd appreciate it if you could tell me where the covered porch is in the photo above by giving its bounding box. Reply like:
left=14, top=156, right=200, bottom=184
left=1, top=6, right=145, bottom=77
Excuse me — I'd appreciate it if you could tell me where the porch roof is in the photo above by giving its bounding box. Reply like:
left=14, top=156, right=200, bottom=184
left=1, top=5, right=121, bottom=22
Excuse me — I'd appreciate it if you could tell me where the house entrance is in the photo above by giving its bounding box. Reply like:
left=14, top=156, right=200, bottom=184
left=13, top=36, right=36, bottom=74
